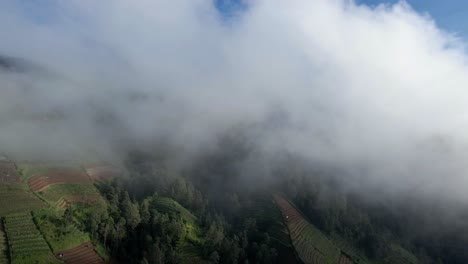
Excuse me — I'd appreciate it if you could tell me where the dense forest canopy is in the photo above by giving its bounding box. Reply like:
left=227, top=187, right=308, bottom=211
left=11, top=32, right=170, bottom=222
left=70, top=144, right=468, bottom=264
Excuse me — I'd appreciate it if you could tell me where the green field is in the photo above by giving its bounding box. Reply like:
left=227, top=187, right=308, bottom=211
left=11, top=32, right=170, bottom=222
left=4, top=213, right=60, bottom=264
left=16, top=163, right=83, bottom=182
left=0, top=186, right=45, bottom=216
left=290, top=219, right=341, bottom=264
left=274, top=196, right=341, bottom=264
left=153, top=197, right=201, bottom=244
left=330, top=233, right=372, bottom=264
left=0, top=220, right=9, bottom=264
left=153, top=197, right=197, bottom=223
left=251, top=199, right=292, bottom=247
left=152, top=197, right=205, bottom=262
left=37, top=183, right=100, bottom=205
left=386, top=244, right=419, bottom=264
left=33, top=208, right=91, bottom=252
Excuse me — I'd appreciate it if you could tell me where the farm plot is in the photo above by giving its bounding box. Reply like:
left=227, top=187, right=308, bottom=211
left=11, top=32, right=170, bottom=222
left=57, top=241, right=104, bottom=264
left=4, top=213, right=60, bottom=264
left=34, top=208, right=91, bottom=252
left=0, top=220, right=9, bottom=264
left=153, top=197, right=197, bottom=223
left=0, top=186, right=45, bottom=216
left=387, top=244, right=419, bottom=264
left=83, top=163, right=121, bottom=182
left=28, top=170, right=91, bottom=192
left=37, top=183, right=102, bottom=206
left=56, top=194, right=102, bottom=209
left=338, top=255, right=353, bottom=264
left=0, top=161, right=20, bottom=185
left=17, top=163, right=83, bottom=182
left=251, top=198, right=292, bottom=247
left=274, top=194, right=341, bottom=264
left=330, top=234, right=371, bottom=264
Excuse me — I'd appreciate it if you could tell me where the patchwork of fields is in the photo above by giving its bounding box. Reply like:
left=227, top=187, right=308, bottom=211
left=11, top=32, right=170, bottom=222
left=0, top=186, right=45, bottom=216
left=84, top=163, right=122, bottom=183
left=37, top=183, right=102, bottom=207
left=58, top=241, right=104, bottom=264
left=0, top=158, right=119, bottom=264
left=28, top=170, right=91, bottom=192
left=273, top=195, right=422, bottom=264
left=3, top=213, right=59, bottom=264
left=0, top=155, right=424, bottom=264
left=0, top=162, right=20, bottom=185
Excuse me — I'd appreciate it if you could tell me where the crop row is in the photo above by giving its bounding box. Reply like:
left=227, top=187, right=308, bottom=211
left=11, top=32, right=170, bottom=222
left=37, top=183, right=99, bottom=204
left=338, top=254, right=354, bottom=264
left=28, top=171, right=91, bottom=192
left=0, top=189, right=45, bottom=216
left=0, top=220, right=8, bottom=264
left=153, top=198, right=196, bottom=222
left=274, top=195, right=341, bottom=264
left=4, top=213, right=54, bottom=262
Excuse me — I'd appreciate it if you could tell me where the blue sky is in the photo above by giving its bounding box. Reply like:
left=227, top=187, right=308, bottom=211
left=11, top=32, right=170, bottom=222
left=354, top=1, right=468, bottom=39
left=14, top=0, right=468, bottom=40
left=215, top=0, right=468, bottom=40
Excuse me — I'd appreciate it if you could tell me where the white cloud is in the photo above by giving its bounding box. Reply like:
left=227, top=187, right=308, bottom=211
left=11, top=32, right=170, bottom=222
left=1, top=0, right=468, bottom=200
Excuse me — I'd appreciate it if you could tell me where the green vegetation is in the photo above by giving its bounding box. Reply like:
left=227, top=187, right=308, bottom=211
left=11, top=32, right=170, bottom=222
left=153, top=197, right=197, bottom=222
left=0, top=186, right=45, bottom=216
left=3, top=213, right=60, bottom=264
left=153, top=197, right=203, bottom=246
left=330, top=233, right=371, bottom=264
left=386, top=244, right=419, bottom=264
left=37, top=183, right=100, bottom=205
left=0, top=221, right=9, bottom=264
left=93, top=241, right=110, bottom=262
left=33, top=208, right=90, bottom=252
left=16, top=161, right=82, bottom=182
left=251, top=199, right=291, bottom=247
left=0, top=151, right=459, bottom=264
left=284, top=206, right=341, bottom=263
left=16, top=164, right=48, bottom=181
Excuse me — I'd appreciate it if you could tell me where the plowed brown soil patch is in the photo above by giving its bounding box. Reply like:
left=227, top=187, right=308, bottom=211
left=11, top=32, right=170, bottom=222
left=58, top=195, right=102, bottom=208
left=84, top=164, right=121, bottom=182
left=274, top=195, right=302, bottom=223
left=338, top=254, right=353, bottom=264
left=0, top=161, right=20, bottom=185
left=57, top=242, right=104, bottom=264
left=28, top=171, right=91, bottom=192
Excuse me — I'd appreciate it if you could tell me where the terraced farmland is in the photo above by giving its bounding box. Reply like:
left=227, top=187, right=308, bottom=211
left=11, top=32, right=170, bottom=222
left=0, top=220, right=9, bottom=264
left=387, top=244, right=419, bottom=264
left=36, top=183, right=101, bottom=206
left=34, top=209, right=91, bottom=252
left=57, top=241, right=103, bottom=264
left=274, top=194, right=341, bottom=264
left=17, top=163, right=82, bottom=182
left=28, top=170, right=91, bottom=192
left=84, top=163, right=121, bottom=182
left=4, top=213, right=60, bottom=264
left=0, top=186, right=45, bottom=216
left=251, top=198, right=292, bottom=247
left=152, top=197, right=205, bottom=260
left=0, top=161, right=20, bottom=185
left=55, top=194, right=102, bottom=209
left=338, top=254, right=353, bottom=264
left=153, top=197, right=197, bottom=222
left=330, top=234, right=370, bottom=264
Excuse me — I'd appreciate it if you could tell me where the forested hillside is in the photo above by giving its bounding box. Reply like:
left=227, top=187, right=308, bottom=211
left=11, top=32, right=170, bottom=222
left=80, top=150, right=468, bottom=264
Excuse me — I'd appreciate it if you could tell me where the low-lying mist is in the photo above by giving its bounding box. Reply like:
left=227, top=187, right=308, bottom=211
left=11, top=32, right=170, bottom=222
left=1, top=0, right=468, bottom=206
